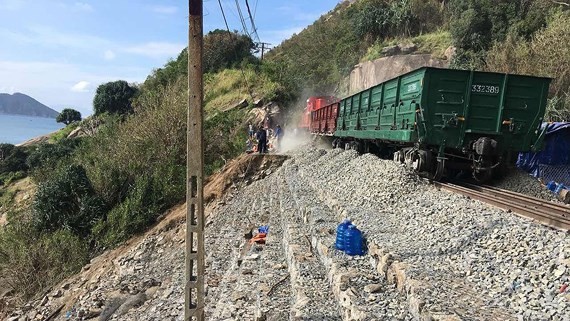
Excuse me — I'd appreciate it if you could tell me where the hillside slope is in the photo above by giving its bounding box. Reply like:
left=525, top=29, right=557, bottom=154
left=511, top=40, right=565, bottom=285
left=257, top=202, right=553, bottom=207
left=0, top=93, right=59, bottom=118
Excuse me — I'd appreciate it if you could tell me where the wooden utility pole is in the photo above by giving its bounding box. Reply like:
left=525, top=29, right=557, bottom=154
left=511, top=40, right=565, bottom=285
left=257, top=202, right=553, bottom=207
left=257, top=42, right=271, bottom=60
left=186, top=1, right=205, bottom=320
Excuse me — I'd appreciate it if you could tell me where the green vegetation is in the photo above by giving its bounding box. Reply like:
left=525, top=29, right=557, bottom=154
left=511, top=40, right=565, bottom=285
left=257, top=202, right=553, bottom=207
left=204, top=69, right=284, bottom=111
left=26, top=139, right=81, bottom=182
left=266, top=0, right=446, bottom=94
left=144, top=30, right=255, bottom=90
left=204, top=30, right=256, bottom=73
left=0, top=144, right=28, bottom=184
left=0, top=222, right=88, bottom=299
left=56, top=108, right=82, bottom=125
left=265, top=0, right=568, bottom=120
left=93, top=80, right=139, bottom=115
left=361, top=30, right=452, bottom=61
left=33, top=165, right=106, bottom=237
left=48, top=121, right=79, bottom=143
left=485, top=12, right=570, bottom=121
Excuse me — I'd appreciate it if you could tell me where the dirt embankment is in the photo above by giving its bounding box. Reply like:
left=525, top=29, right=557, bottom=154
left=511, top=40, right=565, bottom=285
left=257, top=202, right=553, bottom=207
left=205, top=153, right=288, bottom=204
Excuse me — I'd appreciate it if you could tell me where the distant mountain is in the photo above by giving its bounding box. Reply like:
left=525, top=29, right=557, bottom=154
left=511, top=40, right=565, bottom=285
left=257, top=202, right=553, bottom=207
left=0, top=93, right=59, bottom=118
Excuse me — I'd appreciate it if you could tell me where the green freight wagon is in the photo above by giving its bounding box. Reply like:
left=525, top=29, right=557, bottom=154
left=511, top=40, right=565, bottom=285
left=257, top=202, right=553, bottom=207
left=333, top=67, right=551, bottom=181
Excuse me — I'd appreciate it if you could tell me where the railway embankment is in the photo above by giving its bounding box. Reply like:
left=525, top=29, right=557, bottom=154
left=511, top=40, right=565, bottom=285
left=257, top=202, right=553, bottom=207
left=8, top=148, right=569, bottom=321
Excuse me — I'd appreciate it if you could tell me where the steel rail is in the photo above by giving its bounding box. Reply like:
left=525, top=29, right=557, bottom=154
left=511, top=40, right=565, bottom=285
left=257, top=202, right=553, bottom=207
left=433, top=181, right=570, bottom=231
left=467, top=183, right=570, bottom=216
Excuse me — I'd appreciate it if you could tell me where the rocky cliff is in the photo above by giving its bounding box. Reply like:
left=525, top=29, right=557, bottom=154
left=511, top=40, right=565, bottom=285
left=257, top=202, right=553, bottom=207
left=348, top=54, right=449, bottom=94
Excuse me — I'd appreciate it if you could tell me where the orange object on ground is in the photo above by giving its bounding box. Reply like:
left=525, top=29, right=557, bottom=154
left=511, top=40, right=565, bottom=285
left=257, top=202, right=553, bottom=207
left=250, top=232, right=267, bottom=244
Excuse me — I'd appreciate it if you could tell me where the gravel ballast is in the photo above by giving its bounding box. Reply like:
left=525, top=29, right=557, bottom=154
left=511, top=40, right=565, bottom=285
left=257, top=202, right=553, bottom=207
left=10, top=148, right=569, bottom=321
left=493, top=169, right=561, bottom=203
left=286, top=148, right=569, bottom=320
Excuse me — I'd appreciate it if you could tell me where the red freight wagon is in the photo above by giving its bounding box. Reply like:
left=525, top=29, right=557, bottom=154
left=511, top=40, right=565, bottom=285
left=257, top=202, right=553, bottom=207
left=299, top=96, right=336, bottom=131
left=310, top=101, right=339, bottom=135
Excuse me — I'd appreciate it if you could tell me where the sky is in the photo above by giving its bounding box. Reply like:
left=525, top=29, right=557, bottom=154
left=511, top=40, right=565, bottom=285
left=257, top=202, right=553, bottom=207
left=0, top=0, right=341, bottom=116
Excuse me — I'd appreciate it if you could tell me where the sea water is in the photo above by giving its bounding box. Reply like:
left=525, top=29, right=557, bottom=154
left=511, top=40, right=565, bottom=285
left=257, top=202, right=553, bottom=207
left=0, top=114, right=64, bottom=145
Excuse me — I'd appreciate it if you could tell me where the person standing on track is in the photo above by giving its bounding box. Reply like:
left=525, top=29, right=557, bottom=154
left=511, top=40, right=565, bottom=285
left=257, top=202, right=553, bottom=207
left=248, top=123, right=254, bottom=139
left=275, top=125, right=284, bottom=151
left=256, top=127, right=268, bottom=154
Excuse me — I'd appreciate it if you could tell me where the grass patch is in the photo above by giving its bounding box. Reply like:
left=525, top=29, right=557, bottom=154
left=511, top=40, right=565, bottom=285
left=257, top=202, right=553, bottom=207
left=49, top=122, right=80, bottom=143
left=0, top=222, right=88, bottom=300
left=361, top=30, right=452, bottom=62
left=0, top=188, right=17, bottom=209
left=204, top=68, right=284, bottom=112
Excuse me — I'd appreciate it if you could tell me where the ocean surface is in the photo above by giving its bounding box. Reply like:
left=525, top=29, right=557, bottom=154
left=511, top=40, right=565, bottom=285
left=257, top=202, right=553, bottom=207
left=0, top=114, right=64, bottom=145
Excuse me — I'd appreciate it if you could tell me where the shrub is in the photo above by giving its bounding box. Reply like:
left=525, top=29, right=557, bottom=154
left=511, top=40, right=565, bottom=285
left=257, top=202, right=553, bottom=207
left=77, top=80, right=188, bottom=246
left=0, top=171, right=26, bottom=187
left=485, top=12, right=570, bottom=120
left=0, top=221, right=88, bottom=300
left=32, top=165, right=106, bottom=237
left=26, top=139, right=81, bottom=182
left=49, top=122, right=80, bottom=143
left=204, top=30, right=256, bottom=73
left=0, top=144, right=28, bottom=175
left=546, top=94, right=570, bottom=122
left=93, top=175, right=164, bottom=246
left=205, top=109, right=248, bottom=175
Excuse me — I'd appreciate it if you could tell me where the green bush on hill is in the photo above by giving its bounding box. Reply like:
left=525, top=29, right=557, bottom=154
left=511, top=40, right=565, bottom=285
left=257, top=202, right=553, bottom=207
left=0, top=221, right=88, bottom=299
left=93, top=175, right=165, bottom=246
left=144, top=30, right=255, bottom=90
left=448, top=0, right=558, bottom=69
left=205, top=108, right=248, bottom=175
left=78, top=80, right=187, bottom=245
left=354, top=0, right=444, bottom=40
left=266, top=0, right=446, bottom=96
left=204, top=30, right=256, bottom=73
left=26, top=138, right=81, bottom=182
left=32, top=164, right=106, bottom=237
left=0, top=144, right=28, bottom=183
left=49, top=121, right=80, bottom=143
left=485, top=11, right=570, bottom=121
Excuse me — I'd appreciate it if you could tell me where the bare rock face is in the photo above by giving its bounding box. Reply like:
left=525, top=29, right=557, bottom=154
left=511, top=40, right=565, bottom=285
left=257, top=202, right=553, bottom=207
left=381, top=45, right=400, bottom=56
left=444, top=46, right=457, bottom=61
left=349, top=54, right=449, bottom=94
left=66, top=127, right=83, bottom=139
left=399, top=43, right=418, bottom=54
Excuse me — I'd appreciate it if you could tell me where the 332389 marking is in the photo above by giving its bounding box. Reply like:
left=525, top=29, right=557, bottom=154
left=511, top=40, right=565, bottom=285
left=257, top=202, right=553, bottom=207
left=472, top=84, right=500, bottom=94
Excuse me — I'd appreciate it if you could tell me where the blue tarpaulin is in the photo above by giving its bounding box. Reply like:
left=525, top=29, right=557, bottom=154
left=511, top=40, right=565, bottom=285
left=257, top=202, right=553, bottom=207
left=517, top=122, right=570, bottom=185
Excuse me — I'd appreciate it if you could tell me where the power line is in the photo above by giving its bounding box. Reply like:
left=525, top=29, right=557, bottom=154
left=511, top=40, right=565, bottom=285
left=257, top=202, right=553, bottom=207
left=253, top=0, right=258, bottom=19
left=216, top=0, right=254, bottom=100
left=217, top=0, right=231, bottom=32
left=244, top=0, right=260, bottom=43
left=234, top=0, right=251, bottom=37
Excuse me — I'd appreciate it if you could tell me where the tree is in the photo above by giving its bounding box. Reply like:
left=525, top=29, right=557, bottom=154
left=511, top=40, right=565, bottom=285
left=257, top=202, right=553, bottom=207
left=204, top=30, right=255, bottom=73
left=56, top=108, right=81, bottom=125
left=93, top=80, right=139, bottom=115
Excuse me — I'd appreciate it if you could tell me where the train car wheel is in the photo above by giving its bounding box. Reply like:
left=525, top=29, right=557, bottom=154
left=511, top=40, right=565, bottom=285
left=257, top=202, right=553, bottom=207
left=393, top=150, right=404, bottom=163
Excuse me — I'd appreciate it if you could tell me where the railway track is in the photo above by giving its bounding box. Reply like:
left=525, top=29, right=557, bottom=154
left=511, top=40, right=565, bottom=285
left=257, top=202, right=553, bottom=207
left=433, top=181, right=570, bottom=231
